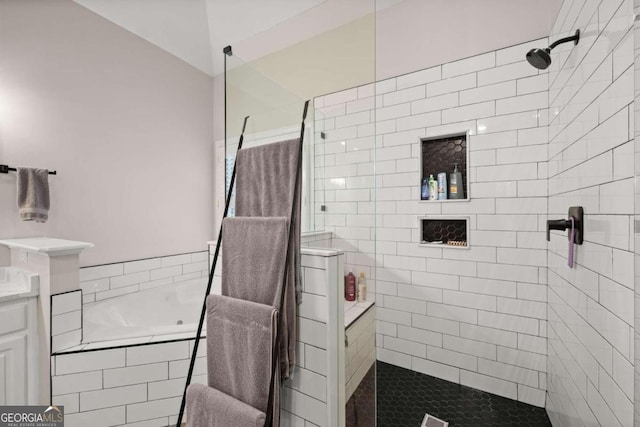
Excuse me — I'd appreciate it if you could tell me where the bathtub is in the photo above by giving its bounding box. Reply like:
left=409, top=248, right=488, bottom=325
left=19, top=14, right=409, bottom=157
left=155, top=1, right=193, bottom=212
left=83, top=276, right=220, bottom=343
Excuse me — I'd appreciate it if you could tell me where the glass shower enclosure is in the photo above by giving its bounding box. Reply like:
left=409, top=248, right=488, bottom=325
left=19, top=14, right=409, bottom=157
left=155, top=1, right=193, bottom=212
left=220, top=4, right=377, bottom=425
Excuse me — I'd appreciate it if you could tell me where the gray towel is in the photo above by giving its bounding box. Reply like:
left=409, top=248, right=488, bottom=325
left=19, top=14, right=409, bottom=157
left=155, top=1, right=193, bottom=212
left=17, top=168, right=50, bottom=223
left=206, top=294, right=277, bottom=416
left=186, top=383, right=266, bottom=427
left=221, top=217, right=289, bottom=309
left=235, top=138, right=302, bottom=379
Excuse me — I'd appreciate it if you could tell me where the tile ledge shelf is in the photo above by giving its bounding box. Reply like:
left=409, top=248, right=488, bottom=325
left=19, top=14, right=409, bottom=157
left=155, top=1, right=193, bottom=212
left=344, top=300, right=375, bottom=328
left=419, top=242, right=469, bottom=250
left=302, top=247, right=343, bottom=257
left=0, top=237, right=93, bottom=256
left=418, top=198, right=470, bottom=203
left=53, top=330, right=202, bottom=355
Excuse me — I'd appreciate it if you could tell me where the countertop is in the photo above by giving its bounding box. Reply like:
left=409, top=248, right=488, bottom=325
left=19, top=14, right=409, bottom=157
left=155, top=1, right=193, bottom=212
left=0, top=268, right=40, bottom=303
left=0, top=237, right=93, bottom=256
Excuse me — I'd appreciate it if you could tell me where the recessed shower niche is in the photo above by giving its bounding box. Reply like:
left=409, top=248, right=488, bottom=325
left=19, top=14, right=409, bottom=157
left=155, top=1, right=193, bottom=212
left=419, top=216, right=469, bottom=249
left=420, top=132, right=469, bottom=202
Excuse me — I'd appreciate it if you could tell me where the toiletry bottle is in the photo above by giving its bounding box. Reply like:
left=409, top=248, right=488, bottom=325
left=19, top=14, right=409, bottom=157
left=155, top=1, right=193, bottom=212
left=449, top=163, right=464, bottom=199
left=345, top=270, right=356, bottom=301
left=421, top=177, right=430, bottom=200
left=428, top=175, right=437, bottom=200
left=357, top=272, right=367, bottom=302
left=344, top=274, right=348, bottom=299
left=437, top=172, right=447, bottom=200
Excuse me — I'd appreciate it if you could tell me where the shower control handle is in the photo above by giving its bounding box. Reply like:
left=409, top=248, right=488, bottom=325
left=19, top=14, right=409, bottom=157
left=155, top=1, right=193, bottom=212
left=546, top=219, right=570, bottom=241
left=546, top=206, right=584, bottom=244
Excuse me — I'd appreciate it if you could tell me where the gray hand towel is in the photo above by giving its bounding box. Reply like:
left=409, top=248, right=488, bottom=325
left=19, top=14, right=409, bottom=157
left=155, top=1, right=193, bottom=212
left=221, top=217, right=289, bottom=309
left=186, top=383, right=266, bottom=427
left=206, top=294, right=277, bottom=415
left=235, top=138, right=302, bottom=379
left=17, top=167, right=50, bottom=223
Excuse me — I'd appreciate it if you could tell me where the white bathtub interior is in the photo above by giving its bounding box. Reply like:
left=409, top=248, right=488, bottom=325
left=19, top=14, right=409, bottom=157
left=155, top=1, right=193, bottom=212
left=81, top=275, right=220, bottom=345
left=75, top=237, right=338, bottom=351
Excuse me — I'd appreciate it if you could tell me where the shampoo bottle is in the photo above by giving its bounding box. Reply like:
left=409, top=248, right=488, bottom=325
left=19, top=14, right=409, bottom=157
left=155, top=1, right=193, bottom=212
left=428, top=175, right=437, bottom=200
left=437, top=172, right=447, bottom=200
left=421, top=178, right=430, bottom=200
left=449, top=163, right=464, bottom=199
left=357, top=272, right=367, bottom=302
left=345, top=270, right=356, bottom=301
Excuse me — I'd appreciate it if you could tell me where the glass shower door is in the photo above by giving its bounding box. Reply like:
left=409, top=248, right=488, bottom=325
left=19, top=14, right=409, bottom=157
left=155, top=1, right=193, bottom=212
left=220, top=2, right=376, bottom=424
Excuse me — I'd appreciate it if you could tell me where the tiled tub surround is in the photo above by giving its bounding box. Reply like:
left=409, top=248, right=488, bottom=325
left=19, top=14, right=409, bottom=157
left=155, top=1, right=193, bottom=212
left=79, top=251, right=209, bottom=304
left=1, top=238, right=93, bottom=403
left=546, top=0, right=635, bottom=426
left=315, top=38, right=550, bottom=406
left=51, top=290, right=82, bottom=353
left=51, top=340, right=208, bottom=427
left=51, top=248, right=346, bottom=427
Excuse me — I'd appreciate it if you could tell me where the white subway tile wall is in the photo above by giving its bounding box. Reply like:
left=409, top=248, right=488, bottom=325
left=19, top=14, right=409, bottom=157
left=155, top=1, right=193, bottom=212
left=345, top=307, right=375, bottom=400
left=79, top=251, right=209, bottom=304
left=52, top=340, right=207, bottom=427
left=51, top=291, right=82, bottom=353
left=301, top=231, right=334, bottom=250
left=53, top=250, right=339, bottom=426
left=316, top=37, right=550, bottom=407
left=546, top=0, right=635, bottom=426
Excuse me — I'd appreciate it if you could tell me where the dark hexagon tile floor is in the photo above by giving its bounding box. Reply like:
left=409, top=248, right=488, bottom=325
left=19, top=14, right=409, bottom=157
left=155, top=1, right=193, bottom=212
left=346, top=364, right=376, bottom=427
left=376, top=362, right=552, bottom=427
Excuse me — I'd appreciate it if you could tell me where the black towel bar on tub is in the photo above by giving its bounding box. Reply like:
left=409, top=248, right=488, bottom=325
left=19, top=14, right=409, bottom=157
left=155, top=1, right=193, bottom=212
left=0, top=164, right=57, bottom=175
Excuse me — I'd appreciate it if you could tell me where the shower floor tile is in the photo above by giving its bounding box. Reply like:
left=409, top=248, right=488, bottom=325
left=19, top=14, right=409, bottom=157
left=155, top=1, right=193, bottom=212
left=346, top=364, right=375, bottom=427
left=376, top=362, right=552, bottom=427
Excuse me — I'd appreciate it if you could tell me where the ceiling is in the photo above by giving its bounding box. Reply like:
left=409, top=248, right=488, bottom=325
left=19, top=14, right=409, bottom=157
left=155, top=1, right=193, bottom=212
left=73, top=0, right=215, bottom=74
left=73, top=0, right=339, bottom=76
left=73, top=0, right=401, bottom=76
left=73, top=0, right=562, bottom=82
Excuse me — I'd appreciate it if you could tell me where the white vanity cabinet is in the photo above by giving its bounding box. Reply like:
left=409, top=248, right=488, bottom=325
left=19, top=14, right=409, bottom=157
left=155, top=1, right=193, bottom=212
left=0, top=296, right=39, bottom=405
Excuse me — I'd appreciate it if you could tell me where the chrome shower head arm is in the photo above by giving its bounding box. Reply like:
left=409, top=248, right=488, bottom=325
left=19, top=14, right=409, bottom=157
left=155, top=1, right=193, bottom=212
left=548, top=29, right=580, bottom=51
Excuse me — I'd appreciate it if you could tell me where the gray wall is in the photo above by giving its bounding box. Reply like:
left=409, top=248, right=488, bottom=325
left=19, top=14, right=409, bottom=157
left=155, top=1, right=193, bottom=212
left=0, top=0, right=214, bottom=266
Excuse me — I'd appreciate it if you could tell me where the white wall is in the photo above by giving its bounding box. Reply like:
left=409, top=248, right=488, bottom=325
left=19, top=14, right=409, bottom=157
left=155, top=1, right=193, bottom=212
left=0, top=246, right=9, bottom=267
left=376, top=0, right=562, bottom=80
left=545, top=0, right=634, bottom=426
left=213, top=0, right=562, bottom=143
left=315, top=37, right=551, bottom=407
left=0, top=0, right=214, bottom=267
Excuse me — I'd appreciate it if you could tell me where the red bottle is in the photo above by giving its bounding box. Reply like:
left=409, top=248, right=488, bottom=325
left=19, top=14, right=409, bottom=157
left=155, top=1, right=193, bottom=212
left=345, top=270, right=356, bottom=301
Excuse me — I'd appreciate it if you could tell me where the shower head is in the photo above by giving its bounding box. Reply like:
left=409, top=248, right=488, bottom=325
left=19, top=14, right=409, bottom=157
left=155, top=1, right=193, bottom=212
left=525, top=29, right=580, bottom=70
left=526, top=48, right=552, bottom=70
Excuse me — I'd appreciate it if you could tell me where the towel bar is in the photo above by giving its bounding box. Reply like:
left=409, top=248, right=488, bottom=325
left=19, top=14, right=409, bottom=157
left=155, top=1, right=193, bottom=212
left=0, top=164, right=57, bottom=175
